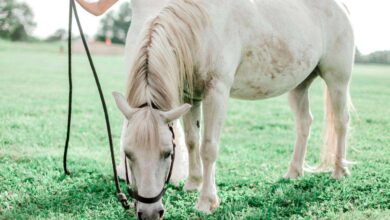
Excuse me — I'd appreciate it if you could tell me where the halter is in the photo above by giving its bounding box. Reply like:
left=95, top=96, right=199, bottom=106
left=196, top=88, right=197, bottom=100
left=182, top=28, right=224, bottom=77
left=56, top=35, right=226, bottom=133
left=124, top=103, right=176, bottom=205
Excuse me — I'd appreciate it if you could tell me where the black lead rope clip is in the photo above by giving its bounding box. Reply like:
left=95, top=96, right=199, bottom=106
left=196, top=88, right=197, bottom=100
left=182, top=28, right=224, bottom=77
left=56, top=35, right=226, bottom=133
left=117, top=192, right=130, bottom=209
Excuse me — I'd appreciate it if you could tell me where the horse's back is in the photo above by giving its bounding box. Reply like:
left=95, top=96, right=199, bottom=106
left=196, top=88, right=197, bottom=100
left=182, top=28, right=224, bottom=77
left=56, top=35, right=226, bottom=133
left=308, top=0, right=355, bottom=75
left=205, top=0, right=354, bottom=99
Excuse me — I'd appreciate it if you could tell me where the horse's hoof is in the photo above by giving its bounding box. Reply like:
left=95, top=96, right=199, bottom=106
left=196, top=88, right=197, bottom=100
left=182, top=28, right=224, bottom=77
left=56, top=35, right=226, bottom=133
left=184, top=177, right=202, bottom=192
left=283, top=167, right=303, bottom=179
left=195, top=196, right=219, bottom=214
left=332, top=166, right=350, bottom=179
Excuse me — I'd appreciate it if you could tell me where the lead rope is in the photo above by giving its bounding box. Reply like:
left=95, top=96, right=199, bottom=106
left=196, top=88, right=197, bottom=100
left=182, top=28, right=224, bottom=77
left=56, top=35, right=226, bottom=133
left=63, top=0, right=130, bottom=210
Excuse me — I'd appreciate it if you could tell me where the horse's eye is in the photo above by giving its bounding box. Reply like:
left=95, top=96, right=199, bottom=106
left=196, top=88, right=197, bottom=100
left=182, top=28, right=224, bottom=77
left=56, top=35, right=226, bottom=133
left=162, top=151, right=172, bottom=159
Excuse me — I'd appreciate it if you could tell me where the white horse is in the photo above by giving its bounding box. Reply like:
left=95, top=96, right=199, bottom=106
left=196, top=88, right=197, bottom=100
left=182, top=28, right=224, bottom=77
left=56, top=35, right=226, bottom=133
left=113, top=0, right=355, bottom=218
left=118, top=0, right=189, bottom=186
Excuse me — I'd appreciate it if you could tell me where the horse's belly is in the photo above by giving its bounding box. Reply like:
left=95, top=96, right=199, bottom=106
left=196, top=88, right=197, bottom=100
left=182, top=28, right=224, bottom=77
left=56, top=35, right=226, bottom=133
left=223, top=0, right=323, bottom=100
left=230, top=70, right=308, bottom=100
left=230, top=45, right=319, bottom=100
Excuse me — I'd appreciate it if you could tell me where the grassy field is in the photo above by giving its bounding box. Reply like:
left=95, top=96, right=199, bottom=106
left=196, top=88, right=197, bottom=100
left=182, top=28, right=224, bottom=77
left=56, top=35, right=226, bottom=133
left=1, top=40, right=389, bottom=219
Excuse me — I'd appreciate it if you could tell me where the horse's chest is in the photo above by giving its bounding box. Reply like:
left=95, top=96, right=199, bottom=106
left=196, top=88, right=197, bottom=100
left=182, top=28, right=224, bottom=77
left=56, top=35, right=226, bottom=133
left=230, top=37, right=318, bottom=100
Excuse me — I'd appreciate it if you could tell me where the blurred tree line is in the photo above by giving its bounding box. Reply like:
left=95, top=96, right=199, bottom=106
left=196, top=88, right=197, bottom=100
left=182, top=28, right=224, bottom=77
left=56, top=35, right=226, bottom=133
left=42, top=1, right=132, bottom=44
left=355, top=49, right=390, bottom=65
left=95, top=1, right=132, bottom=44
left=45, top=29, right=67, bottom=42
left=0, top=0, right=36, bottom=41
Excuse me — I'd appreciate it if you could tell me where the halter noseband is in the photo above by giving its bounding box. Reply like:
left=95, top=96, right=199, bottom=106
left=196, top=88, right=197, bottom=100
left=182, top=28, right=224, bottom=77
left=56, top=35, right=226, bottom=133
left=124, top=103, right=176, bottom=204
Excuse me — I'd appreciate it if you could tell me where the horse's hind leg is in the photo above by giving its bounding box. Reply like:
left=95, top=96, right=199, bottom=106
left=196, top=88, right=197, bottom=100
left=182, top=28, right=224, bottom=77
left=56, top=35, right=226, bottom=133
left=320, top=69, right=352, bottom=179
left=314, top=4, right=355, bottom=178
left=284, top=71, right=318, bottom=179
left=183, top=101, right=203, bottom=191
left=317, top=25, right=354, bottom=178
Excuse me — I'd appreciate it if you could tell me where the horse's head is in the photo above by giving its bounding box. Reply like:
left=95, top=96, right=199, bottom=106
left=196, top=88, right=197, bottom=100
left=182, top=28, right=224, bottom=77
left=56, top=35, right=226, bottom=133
left=113, top=92, right=191, bottom=220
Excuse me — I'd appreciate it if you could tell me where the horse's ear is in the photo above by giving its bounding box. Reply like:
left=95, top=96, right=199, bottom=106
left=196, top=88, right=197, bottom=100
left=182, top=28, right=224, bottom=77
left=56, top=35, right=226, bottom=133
left=112, top=92, right=136, bottom=119
left=160, top=104, right=192, bottom=123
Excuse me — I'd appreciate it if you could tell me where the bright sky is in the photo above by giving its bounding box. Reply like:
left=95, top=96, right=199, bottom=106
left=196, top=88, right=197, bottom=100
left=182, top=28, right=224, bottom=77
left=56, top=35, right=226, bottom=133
left=19, top=0, right=122, bottom=39
left=21, top=0, right=390, bottom=54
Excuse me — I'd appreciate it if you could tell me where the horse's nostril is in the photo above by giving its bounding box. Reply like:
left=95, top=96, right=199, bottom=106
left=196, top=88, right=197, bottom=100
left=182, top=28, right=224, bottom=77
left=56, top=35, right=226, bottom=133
left=158, top=209, right=165, bottom=218
left=137, top=211, right=143, bottom=220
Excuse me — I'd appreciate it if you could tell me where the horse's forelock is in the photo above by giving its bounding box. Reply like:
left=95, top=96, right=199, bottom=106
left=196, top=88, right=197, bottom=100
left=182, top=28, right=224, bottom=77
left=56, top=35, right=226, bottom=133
left=132, top=108, right=160, bottom=149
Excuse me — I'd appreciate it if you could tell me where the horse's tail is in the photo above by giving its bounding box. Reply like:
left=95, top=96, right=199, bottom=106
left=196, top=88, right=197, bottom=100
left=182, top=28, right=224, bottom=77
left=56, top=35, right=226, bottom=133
left=317, top=88, right=336, bottom=171
left=317, top=86, right=354, bottom=171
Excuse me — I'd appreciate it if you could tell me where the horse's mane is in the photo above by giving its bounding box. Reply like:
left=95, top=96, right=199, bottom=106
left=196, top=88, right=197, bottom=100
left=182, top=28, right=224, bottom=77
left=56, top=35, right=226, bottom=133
left=126, top=0, right=208, bottom=147
left=126, top=0, right=208, bottom=111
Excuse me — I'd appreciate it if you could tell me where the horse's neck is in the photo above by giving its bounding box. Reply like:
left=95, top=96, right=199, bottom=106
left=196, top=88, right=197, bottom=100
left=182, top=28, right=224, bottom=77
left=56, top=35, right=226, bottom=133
left=127, top=41, right=181, bottom=111
left=128, top=0, right=210, bottom=110
left=147, top=53, right=181, bottom=110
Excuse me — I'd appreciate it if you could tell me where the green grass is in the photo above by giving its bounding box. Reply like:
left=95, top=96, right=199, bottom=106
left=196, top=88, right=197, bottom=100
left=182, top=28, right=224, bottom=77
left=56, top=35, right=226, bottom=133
left=1, top=40, right=389, bottom=219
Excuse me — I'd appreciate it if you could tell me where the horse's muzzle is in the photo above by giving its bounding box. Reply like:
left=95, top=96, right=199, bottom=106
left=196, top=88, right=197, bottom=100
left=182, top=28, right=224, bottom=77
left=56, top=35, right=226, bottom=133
left=137, top=208, right=164, bottom=220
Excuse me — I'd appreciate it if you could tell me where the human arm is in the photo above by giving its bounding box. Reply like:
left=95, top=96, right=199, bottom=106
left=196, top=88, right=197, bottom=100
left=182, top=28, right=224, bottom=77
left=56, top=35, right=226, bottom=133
left=75, top=0, right=118, bottom=16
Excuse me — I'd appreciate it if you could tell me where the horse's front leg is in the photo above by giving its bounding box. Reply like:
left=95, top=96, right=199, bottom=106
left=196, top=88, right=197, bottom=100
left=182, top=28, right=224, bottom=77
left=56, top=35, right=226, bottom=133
left=170, top=120, right=189, bottom=186
left=183, top=101, right=202, bottom=191
left=284, top=72, right=316, bottom=178
left=196, top=81, right=230, bottom=213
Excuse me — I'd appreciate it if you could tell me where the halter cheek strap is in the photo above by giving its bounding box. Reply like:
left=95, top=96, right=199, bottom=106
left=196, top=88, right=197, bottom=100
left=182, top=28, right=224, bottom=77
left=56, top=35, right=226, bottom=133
left=124, top=118, right=176, bottom=204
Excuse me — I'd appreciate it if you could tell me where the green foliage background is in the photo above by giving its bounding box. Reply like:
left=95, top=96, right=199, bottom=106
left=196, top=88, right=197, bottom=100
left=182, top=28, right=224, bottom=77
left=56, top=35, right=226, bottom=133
left=96, top=2, right=132, bottom=45
left=0, top=40, right=389, bottom=219
left=356, top=50, right=390, bottom=65
left=0, top=0, right=36, bottom=41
